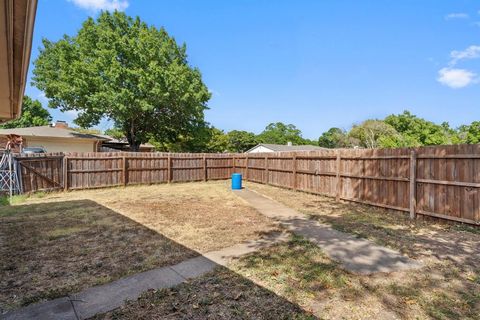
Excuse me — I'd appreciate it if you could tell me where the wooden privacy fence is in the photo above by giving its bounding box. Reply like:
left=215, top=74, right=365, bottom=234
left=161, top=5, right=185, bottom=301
left=14, top=144, right=480, bottom=225
left=15, top=152, right=236, bottom=192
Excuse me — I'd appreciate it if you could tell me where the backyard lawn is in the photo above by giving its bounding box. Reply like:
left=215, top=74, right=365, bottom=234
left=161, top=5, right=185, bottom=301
left=0, top=181, right=280, bottom=312
left=1, top=181, right=479, bottom=319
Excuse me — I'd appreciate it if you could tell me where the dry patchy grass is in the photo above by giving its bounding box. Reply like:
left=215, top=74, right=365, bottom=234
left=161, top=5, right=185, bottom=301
left=0, top=181, right=279, bottom=312
left=245, top=182, right=480, bottom=319
left=19, top=181, right=280, bottom=252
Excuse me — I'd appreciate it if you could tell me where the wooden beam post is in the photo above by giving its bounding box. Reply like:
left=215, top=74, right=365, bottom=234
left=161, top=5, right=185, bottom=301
left=293, top=154, right=297, bottom=191
left=264, top=155, right=269, bottom=184
left=409, top=150, right=417, bottom=219
left=336, top=151, right=341, bottom=201
left=203, top=155, right=207, bottom=181
left=63, top=156, right=68, bottom=191
left=122, top=156, right=127, bottom=186
left=167, top=154, right=172, bottom=183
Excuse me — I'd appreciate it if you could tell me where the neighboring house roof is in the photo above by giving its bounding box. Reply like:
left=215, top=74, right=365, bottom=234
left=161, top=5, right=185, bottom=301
left=99, top=134, right=155, bottom=149
left=246, top=143, right=326, bottom=153
left=0, top=125, right=108, bottom=140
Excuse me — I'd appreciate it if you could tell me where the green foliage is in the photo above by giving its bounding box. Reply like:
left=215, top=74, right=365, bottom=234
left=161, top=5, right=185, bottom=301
left=257, top=122, right=308, bottom=145
left=0, top=96, right=51, bottom=129
left=72, top=127, right=102, bottom=135
left=458, top=121, right=480, bottom=144
left=225, top=130, right=258, bottom=152
left=317, top=111, right=474, bottom=149
left=206, top=127, right=229, bottom=152
left=384, top=111, right=456, bottom=146
left=32, top=11, right=210, bottom=151
left=151, top=123, right=214, bottom=152
left=318, top=127, right=350, bottom=148
left=348, top=120, right=399, bottom=148
left=104, top=127, right=125, bottom=140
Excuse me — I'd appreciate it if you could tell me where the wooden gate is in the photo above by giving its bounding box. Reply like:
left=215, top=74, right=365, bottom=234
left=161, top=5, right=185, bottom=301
left=16, top=155, right=64, bottom=193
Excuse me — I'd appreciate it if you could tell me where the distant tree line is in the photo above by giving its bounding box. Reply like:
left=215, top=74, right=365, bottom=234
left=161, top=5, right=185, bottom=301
left=148, top=121, right=316, bottom=153
left=318, top=111, right=480, bottom=149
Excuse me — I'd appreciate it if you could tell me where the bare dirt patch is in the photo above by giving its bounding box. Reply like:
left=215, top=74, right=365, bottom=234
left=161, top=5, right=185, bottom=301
left=244, top=182, right=480, bottom=319
left=0, top=181, right=279, bottom=312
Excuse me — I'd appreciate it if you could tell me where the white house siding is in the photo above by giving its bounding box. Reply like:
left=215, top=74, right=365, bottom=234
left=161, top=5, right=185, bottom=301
left=25, top=137, right=96, bottom=153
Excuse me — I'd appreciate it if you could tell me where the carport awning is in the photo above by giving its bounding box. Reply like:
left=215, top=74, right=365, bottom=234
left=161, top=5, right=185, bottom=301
left=0, top=0, right=37, bottom=122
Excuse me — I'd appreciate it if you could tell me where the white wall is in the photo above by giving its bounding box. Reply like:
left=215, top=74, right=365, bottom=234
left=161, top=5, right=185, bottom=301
left=247, top=145, right=274, bottom=153
left=25, top=137, right=96, bottom=153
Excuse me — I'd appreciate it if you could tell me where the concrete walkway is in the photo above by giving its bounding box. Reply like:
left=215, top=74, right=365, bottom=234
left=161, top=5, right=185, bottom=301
left=234, top=189, right=421, bottom=275
left=2, top=232, right=289, bottom=320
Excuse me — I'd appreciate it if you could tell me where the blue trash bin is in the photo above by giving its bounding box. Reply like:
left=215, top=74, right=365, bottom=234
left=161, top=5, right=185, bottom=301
left=231, top=173, right=242, bottom=190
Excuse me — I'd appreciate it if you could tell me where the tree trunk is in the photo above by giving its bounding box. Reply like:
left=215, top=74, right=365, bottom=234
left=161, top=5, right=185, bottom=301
left=129, top=141, right=141, bottom=152
left=126, top=123, right=141, bottom=152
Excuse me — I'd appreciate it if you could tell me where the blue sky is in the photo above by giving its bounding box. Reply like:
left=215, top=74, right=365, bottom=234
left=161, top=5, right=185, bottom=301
left=26, top=0, right=480, bottom=139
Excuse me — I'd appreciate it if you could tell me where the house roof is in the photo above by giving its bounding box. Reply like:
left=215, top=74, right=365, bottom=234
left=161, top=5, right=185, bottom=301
left=99, top=134, right=155, bottom=149
left=0, top=125, right=108, bottom=140
left=247, top=143, right=326, bottom=152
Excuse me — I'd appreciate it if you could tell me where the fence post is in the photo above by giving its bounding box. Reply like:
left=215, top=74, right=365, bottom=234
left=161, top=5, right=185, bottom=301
left=122, top=156, right=127, bottom=186
left=293, top=154, right=297, bottom=191
left=245, top=155, right=249, bottom=181
left=336, top=151, right=341, bottom=201
left=167, top=154, right=172, bottom=183
left=409, top=150, right=417, bottom=219
left=264, top=155, right=269, bottom=184
left=63, top=156, right=68, bottom=191
left=232, top=155, right=236, bottom=174
left=203, top=155, right=207, bottom=181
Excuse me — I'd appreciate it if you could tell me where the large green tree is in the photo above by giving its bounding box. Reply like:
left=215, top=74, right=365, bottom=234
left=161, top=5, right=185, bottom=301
left=458, top=121, right=480, bottom=144
left=348, top=120, right=399, bottom=148
left=384, top=111, right=455, bottom=146
left=225, top=130, right=258, bottom=152
left=318, top=127, right=350, bottom=148
left=32, top=11, right=210, bottom=151
left=0, top=96, right=51, bottom=129
left=257, top=122, right=306, bottom=145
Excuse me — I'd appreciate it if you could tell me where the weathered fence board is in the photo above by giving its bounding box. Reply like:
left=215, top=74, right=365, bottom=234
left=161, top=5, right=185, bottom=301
left=14, top=145, right=480, bottom=225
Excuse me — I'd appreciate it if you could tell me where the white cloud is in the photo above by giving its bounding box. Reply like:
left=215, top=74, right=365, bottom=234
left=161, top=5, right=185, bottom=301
left=437, top=68, right=476, bottom=88
left=445, top=13, right=469, bottom=20
left=449, top=45, right=480, bottom=65
left=69, top=0, right=129, bottom=12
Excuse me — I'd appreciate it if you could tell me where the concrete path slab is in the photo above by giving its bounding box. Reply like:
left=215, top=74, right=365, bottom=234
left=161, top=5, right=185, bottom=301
left=2, top=231, right=288, bottom=320
left=235, top=189, right=422, bottom=275
left=2, top=297, right=77, bottom=320
left=204, top=232, right=290, bottom=266
left=71, top=266, right=185, bottom=319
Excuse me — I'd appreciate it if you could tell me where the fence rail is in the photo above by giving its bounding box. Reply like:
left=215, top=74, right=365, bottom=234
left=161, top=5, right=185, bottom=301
left=14, top=144, right=480, bottom=225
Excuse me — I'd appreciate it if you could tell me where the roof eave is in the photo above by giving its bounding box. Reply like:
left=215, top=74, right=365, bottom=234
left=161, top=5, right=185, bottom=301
left=0, top=0, right=38, bottom=122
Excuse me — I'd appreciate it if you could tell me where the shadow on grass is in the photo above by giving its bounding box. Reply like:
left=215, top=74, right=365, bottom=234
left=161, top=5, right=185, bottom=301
left=245, top=183, right=480, bottom=319
left=232, top=234, right=480, bottom=320
left=303, top=204, right=480, bottom=319
left=0, top=199, right=317, bottom=319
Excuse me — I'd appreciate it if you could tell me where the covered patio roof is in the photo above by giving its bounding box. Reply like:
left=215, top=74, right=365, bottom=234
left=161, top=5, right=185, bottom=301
left=0, top=0, right=37, bottom=122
